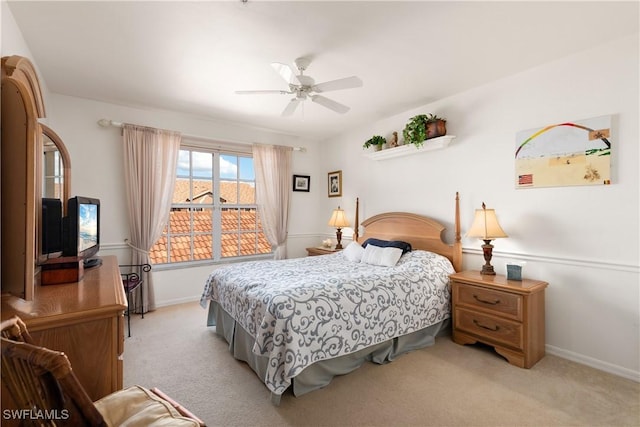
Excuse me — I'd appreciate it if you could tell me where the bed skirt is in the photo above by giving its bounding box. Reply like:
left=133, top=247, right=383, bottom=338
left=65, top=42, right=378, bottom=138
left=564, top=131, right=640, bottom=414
left=206, top=301, right=450, bottom=405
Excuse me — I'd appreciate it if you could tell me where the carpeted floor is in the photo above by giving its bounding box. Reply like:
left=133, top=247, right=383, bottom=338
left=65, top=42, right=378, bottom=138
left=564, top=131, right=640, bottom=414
left=123, top=301, right=639, bottom=427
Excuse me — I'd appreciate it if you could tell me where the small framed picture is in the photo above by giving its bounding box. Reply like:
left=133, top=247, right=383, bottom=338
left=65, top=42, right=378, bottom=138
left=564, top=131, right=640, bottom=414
left=292, top=174, right=310, bottom=192
left=328, top=170, right=342, bottom=197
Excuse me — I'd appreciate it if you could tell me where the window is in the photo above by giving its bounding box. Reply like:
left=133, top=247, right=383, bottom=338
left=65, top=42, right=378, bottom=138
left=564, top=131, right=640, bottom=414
left=149, top=147, right=272, bottom=265
left=43, top=139, right=64, bottom=199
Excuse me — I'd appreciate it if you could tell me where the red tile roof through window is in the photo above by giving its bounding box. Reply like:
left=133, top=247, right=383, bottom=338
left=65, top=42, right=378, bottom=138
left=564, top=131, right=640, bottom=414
left=149, top=178, right=267, bottom=263
left=172, top=180, right=255, bottom=204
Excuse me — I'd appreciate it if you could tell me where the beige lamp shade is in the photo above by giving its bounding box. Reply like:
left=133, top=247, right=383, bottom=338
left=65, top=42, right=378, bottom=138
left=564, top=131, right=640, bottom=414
left=467, top=203, right=508, bottom=239
left=328, top=206, right=350, bottom=228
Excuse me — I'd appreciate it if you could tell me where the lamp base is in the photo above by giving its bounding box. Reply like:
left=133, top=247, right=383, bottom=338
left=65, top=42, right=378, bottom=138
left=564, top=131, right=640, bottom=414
left=480, top=239, right=497, bottom=275
left=335, top=228, right=343, bottom=250
left=480, top=264, right=496, bottom=275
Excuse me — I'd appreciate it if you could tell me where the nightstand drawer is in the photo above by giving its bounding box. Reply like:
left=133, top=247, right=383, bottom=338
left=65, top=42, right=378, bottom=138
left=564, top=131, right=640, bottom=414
left=455, top=307, right=523, bottom=350
left=455, top=283, right=522, bottom=321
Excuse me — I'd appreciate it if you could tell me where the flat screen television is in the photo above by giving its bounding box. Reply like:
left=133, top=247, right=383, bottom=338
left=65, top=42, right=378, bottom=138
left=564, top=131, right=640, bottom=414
left=62, top=196, right=101, bottom=265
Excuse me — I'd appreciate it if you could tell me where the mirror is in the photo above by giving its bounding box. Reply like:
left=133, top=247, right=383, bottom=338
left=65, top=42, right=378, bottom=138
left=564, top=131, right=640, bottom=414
left=41, top=123, right=71, bottom=213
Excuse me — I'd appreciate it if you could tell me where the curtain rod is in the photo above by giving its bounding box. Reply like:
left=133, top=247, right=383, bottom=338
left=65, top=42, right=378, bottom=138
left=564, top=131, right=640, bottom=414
left=96, top=119, right=306, bottom=152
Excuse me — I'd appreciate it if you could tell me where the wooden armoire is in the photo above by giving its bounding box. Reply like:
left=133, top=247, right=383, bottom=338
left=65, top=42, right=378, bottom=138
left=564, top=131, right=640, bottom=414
left=1, top=55, right=127, bottom=410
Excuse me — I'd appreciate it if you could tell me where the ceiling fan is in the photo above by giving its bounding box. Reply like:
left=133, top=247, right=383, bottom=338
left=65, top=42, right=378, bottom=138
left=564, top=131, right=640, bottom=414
left=235, top=57, right=363, bottom=116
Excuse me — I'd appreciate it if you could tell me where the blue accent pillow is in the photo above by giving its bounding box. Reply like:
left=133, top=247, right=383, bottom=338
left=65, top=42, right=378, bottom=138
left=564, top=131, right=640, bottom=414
left=361, top=238, right=412, bottom=255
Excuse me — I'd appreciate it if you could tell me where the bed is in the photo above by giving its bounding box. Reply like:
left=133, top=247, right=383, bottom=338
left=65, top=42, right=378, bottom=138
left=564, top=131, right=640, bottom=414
left=200, top=194, right=462, bottom=404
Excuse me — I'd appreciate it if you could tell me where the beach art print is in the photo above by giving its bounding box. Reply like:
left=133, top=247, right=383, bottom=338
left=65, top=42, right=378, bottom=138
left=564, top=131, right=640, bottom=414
left=515, top=115, right=612, bottom=189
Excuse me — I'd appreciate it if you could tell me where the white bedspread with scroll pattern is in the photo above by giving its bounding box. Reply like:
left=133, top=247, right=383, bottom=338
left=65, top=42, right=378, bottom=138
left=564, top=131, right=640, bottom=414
left=200, top=250, right=454, bottom=395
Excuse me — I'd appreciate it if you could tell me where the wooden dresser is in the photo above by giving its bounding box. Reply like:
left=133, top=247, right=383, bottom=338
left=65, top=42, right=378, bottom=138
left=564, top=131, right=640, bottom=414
left=1, top=255, right=126, bottom=403
left=449, top=270, right=548, bottom=368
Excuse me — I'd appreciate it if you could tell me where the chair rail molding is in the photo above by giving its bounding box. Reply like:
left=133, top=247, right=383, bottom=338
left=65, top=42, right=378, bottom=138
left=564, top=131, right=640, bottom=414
left=464, top=247, right=639, bottom=273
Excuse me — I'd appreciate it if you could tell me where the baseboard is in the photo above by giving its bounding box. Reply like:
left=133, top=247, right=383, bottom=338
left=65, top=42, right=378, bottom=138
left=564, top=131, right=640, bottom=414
left=155, top=295, right=201, bottom=308
left=546, top=344, right=640, bottom=382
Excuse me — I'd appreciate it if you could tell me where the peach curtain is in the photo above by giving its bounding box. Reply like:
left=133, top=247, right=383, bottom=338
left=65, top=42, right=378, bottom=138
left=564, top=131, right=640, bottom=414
left=123, top=124, right=181, bottom=312
left=252, top=144, right=292, bottom=260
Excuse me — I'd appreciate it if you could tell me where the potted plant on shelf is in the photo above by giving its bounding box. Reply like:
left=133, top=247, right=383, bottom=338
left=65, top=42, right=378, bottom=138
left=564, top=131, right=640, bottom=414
left=402, top=113, right=447, bottom=147
left=362, top=135, right=386, bottom=151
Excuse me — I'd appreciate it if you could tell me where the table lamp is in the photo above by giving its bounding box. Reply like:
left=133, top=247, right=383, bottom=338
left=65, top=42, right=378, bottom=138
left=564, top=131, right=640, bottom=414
left=467, top=202, right=508, bottom=275
left=328, top=206, right=350, bottom=250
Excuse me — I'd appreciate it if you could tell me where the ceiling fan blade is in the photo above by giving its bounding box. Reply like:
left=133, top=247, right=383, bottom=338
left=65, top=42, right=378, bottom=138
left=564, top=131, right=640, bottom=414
left=311, top=95, right=350, bottom=114
left=312, top=76, right=363, bottom=93
left=235, top=90, right=291, bottom=95
left=296, top=75, right=314, bottom=87
left=282, top=98, right=301, bottom=116
left=271, top=62, right=296, bottom=84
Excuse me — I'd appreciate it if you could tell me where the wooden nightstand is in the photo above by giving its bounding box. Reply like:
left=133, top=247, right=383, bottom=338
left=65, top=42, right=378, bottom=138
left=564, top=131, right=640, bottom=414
left=306, top=247, right=340, bottom=256
left=449, top=270, right=548, bottom=368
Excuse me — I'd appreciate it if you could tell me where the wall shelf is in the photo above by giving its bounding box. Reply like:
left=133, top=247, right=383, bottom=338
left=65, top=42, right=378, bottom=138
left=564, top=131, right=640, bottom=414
left=364, top=135, right=456, bottom=160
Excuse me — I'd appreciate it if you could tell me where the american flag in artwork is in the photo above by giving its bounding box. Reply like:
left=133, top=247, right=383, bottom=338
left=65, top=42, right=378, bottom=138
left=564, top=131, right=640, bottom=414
left=519, top=174, right=533, bottom=185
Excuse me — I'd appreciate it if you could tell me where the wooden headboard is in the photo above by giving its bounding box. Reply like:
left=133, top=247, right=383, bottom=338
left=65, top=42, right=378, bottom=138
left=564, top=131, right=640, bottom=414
left=354, top=193, right=462, bottom=272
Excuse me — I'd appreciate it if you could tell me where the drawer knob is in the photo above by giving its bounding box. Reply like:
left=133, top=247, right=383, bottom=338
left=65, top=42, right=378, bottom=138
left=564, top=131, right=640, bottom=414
left=473, top=294, right=500, bottom=305
left=473, top=319, right=500, bottom=332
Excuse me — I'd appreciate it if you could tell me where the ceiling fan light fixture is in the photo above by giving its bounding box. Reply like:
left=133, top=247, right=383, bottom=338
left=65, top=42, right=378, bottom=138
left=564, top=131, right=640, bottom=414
left=237, top=57, right=362, bottom=115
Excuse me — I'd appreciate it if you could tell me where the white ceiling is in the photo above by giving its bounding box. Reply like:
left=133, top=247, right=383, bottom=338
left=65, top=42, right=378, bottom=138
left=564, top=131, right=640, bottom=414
left=7, top=1, right=639, bottom=141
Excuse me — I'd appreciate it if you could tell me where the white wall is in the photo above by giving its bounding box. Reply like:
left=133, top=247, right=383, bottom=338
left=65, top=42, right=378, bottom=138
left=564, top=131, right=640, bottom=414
left=321, top=34, right=639, bottom=381
left=1, top=1, right=51, bottom=109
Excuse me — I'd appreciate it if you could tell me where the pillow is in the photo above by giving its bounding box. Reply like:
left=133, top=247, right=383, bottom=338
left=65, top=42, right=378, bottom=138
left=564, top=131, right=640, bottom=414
left=362, top=238, right=412, bottom=255
left=360, top=244, right=403, bottom=267
left=342, top=241, right=364, bottom=263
